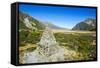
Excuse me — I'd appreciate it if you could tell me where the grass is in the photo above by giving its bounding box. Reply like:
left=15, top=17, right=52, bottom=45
left=19, top=43, right=37, bottom=64
left=54, top=32, right=96, bottom=60
left=19, top=43, right=36, bottom=51
left=19, top=29, right=96, bottom=63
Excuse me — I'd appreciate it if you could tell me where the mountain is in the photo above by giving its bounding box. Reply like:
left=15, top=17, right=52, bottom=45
left=19, top=12, right=67, bottom=30
left=19, top=12, right=47, bottom=46
left=19, top=12, right=45, bottom=30
left=72, top=18, right=96, bottom=31
left=41, top=22, right=68, bottom=30
left=84, top=18, right=96, bottom=26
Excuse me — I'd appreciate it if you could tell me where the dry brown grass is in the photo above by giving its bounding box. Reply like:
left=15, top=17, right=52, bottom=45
left=19, top=43, right=37, bottom=64
left=19, top=43, right=37, bottom=51
left=52, top=29, right=96, bottom=34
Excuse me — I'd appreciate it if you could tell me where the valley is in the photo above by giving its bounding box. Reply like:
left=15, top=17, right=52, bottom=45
left=52, top=29, right=96, bottom=34
left=19, top=12, right=96, bottom=64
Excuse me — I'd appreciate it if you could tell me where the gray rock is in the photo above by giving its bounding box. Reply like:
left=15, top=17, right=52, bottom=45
left=23, top=27, right=64, bottom=63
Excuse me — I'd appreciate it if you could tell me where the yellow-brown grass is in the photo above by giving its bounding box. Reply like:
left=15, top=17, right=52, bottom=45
left=52, top=29, right=96, bottom=34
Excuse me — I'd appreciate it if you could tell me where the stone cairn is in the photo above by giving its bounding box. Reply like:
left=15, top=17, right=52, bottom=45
left=23, top=27, right=64, bottom=63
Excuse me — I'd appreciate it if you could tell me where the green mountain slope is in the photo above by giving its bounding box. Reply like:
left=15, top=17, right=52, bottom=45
left=19, top=12, right=45, bottom=30
left=19, top=12, right=45, bottom=46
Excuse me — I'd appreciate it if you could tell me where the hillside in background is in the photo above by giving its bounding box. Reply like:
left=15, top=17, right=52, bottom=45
left=19, top=12, right=46, bottom=46
left=19, top=12, right=69, bottom=30
left=72, top=18, right=96, bottom=31
left=42, top=22, right=68, bottom=30
left=19, top=12, right=45, bottom=30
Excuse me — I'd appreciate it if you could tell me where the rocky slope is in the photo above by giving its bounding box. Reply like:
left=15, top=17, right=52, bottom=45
left=72, top=18, right=96, bottom=31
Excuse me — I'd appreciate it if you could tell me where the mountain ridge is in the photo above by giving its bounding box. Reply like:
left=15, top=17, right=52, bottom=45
left=19, top=11, right=68, bottom=30
left=41, top=22, right=69, bottom=30
left=19, top=11, right=45, bottom=30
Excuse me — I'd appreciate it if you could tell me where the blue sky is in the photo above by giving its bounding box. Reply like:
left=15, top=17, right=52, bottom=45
left=19, top=4, right=96, bottom=29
